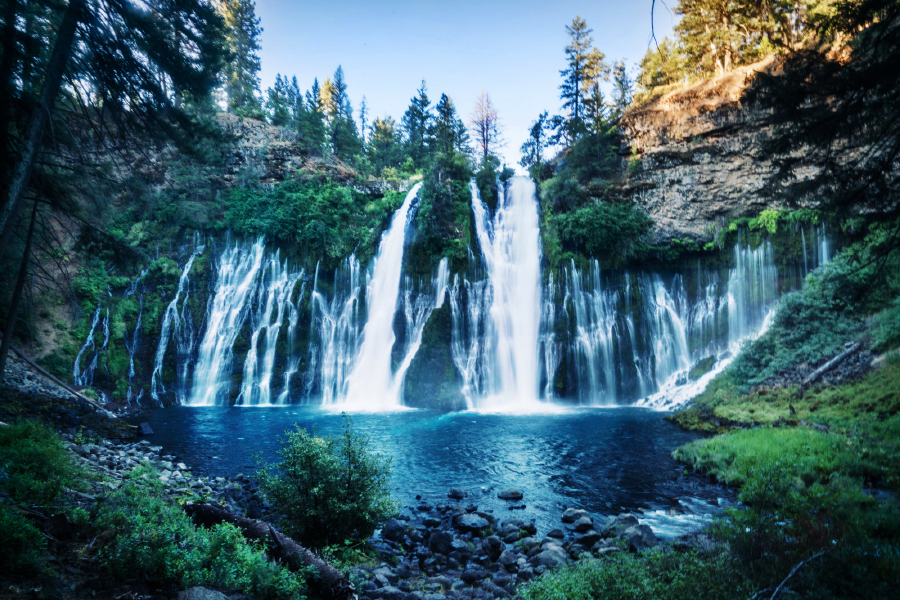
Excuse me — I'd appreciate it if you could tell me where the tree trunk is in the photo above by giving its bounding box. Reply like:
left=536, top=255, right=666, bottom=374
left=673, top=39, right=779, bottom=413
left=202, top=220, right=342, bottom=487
left=0, top=0, right=19, bottom=199
left=0, top=200, right=37, bottom=382
left=183, top=503, right=357, bottom=600
left=0, top=0, right=84, bottom=262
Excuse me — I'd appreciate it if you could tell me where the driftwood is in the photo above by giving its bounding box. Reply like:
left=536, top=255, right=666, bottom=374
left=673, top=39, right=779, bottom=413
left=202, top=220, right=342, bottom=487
left=8, top=343, right=119, bottom=419
left=183, top=503, right=356, bottom=600
left=802, top=343, right=861, bottom=387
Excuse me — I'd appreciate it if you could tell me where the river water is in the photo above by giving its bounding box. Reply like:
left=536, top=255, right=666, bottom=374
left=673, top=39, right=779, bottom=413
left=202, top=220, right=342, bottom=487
left=138, top=404, right=731, bottom=539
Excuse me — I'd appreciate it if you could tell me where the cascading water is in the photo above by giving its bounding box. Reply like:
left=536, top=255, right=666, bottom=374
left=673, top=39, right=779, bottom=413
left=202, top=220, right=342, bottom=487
left=150, top=239, right=204, bottom=405
left=234, top=253, right=304, bottom=406
left=73, top=302, right=103, bottom=387
left=124, top=269, right=148, bottom=405
left=340, top=183, right=423, bottom=409
left=450, top=177, right=543, bottom=408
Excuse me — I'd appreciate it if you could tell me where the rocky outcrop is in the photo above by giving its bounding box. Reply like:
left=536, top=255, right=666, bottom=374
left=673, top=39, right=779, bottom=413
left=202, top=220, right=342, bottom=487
left=619, top=57, right=787, bottom=244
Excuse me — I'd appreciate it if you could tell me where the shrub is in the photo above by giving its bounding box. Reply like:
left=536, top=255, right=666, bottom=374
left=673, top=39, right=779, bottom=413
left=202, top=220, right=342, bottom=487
left=0, top=420, right=86, bottom=506
left=873, top=297, right=900, bottom=352
left=555, top=201, right=652, bottom=260
left=257, top=414, right=398, bottom=548
left=520, top=547, right=751, bottom=600
left=0, top=504, right=47, bottom=576
left=94, top=481, right=307, bottom=600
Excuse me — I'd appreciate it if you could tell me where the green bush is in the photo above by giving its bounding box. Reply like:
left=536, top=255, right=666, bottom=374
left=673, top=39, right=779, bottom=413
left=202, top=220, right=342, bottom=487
left=0, top=420, right=86, bottom=506
left=555, top=201, right=652, bottom=261
left=94, top=480, right=307, bottom=600
left=520, top=547, right=751, bottom=600
left=0, top=504, right=47, bottom=576
left=257, top=414, right=398, bottom=548
left=873, top=297, right=900, bottom=352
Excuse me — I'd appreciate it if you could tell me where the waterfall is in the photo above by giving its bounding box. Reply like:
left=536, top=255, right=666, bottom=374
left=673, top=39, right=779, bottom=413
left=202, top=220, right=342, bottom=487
left=150, top=242, right=203, bottom=404
left=189, top=239, right=274, bottom=406
left=310, top=257, right=364, bottom=404
left=73, top=302, right=103, bottom=386
left=124, top=269, right=147, bottom=405
left=471, top=177, right=543, bottom=406
left=340, top=182, right=423, bottom=409
left=234, top=252, right=304, bottom=406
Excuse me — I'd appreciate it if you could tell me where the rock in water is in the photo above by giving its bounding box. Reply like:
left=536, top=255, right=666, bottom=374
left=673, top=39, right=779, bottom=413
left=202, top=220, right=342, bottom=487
left=497, top=488, right=523, bottom=500
left=447, top=488, right=467, bottom=500
left=139, top=422, right=154, bottom=435
left=455, top=513, right=490, bottom=534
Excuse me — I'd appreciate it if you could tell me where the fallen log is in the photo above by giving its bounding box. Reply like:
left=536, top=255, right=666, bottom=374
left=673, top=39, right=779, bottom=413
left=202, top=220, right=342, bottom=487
left=8, top=343, right=119, bottom=419
left=802, top=343, right=861, bottom=387
left=183, top=503, right=356, bottom=600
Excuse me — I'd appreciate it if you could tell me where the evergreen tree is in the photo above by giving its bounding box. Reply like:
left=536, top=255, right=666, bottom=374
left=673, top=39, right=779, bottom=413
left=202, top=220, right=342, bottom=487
left=582, top=48, right=610, bottom=135
left=320, top=77, right=336, bottom=120
left=637, top=36, right=688, bottom=93
left=519, top=111, right=550, bottom=170
left=559, top=16, right=594, bottom=140
left=359, top=95, right=369, bottom=143
left=218, top=0, right=263, bottom=117
left=288, top=76, right=303, bottom=125
left=368, top=117, right=403, bottom=174
left=299, top=78, right=327, bottom=155
left=610, top=60, right=634, bottom=120
left=430, top=93, right=470, bottom=155
left=402, top=80, right=432, bottom=168
left=265, top=73, right=291, bottom=126
left=331, top=66, right=349, bottom=119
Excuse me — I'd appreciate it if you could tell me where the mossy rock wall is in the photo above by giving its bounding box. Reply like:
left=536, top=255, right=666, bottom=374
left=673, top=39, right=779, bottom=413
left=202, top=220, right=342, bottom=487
left=403, top=296, right=465, bottom=411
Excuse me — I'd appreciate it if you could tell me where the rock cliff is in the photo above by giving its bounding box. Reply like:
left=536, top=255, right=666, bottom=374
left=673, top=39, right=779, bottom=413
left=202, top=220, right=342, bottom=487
left=619, top=56, right=786, bottom=244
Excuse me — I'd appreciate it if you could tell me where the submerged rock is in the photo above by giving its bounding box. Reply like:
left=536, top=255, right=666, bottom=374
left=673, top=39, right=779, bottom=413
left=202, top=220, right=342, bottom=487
left=497, top=488, right=523, bottom=500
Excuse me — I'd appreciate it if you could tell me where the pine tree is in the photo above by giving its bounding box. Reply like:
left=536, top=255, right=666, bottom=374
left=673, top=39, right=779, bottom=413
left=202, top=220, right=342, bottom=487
left=288, top=76, right=303, bottom=125
left=299, top=78, right=327, bottom=155
left=519, top=111, right=550, bottom=170
left=559, top=16, right=594, bottom=140
left=610, top=61, right=633, bottom=120
left=359, top=95, right=369, bottom=143
left=582, top=48, right=610, bottom=135
left=402, top=80, right=432, bottom=168
left=218, top=0, right=263, bottom=117
left=431, top=93, right=470, bottom=155
left=637, top=36, right=688, bottom=93
left=266, top=74, right=291, bottom=127
left=320, top=77, right=336, bottom=120
left=368, top=117, right=403, bottom=174
left=331, top=66, right=349, bottom=119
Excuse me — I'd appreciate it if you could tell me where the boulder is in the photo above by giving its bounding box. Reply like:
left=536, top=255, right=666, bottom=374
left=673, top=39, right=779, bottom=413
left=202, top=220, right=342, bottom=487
left=497, top=488, right=523, bottom=501
left=423, top=516, right=441, bottom=528
left=177, top=588, right=228, bottom=600
left=572, top=516, right=594, bottom=533
left=482, top=535, right=503, bottom=561
left=577, top=530, right=602, bottom=547
left=623, top=524, right=657, bottom=552
left=561, top=508, right=589, bottom=523
left=497, top=550, right=518, bottom=571
left=459, top=566, right=490, bottom=584
left=376, top=586, right=409, bottom=600
left=530, top=546, right=567, bottom=568
left=382, top=518, right=406, bottom=542
left=455, top=513, right=490, bottom=534
left=603, top=513, right=639, bottom=537
left=448, top=488, right=467, bottom=500
left=546, top=528, right=565, bottom=539
left=428, top=531, right=454, bottom=555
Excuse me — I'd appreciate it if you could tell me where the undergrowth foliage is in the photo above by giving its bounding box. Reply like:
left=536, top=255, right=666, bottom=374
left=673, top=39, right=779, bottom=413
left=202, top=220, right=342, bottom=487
left=257, top=414, right=398, bottom=548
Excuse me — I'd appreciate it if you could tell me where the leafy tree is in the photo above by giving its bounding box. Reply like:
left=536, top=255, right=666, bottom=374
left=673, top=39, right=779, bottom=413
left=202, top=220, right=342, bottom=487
left=319, top=77, right=336, bottom=120
left=402, top=80, right=432, bottom=168
left=257, top=415, right=398, bottom=548
left=469, top=91, right=504, bottom=158
left=559, top=16, right=594, bottom=139
left=218, top=0, right=263, bottom=117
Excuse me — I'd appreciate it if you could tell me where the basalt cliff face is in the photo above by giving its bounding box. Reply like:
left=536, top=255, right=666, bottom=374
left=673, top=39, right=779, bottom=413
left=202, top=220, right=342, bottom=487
left=619, top=57, right=786, bottom=244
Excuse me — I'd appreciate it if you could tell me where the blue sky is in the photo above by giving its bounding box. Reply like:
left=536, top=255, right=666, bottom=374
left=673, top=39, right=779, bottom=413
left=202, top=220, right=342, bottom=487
left=256, top=1, right=677, bottom=168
